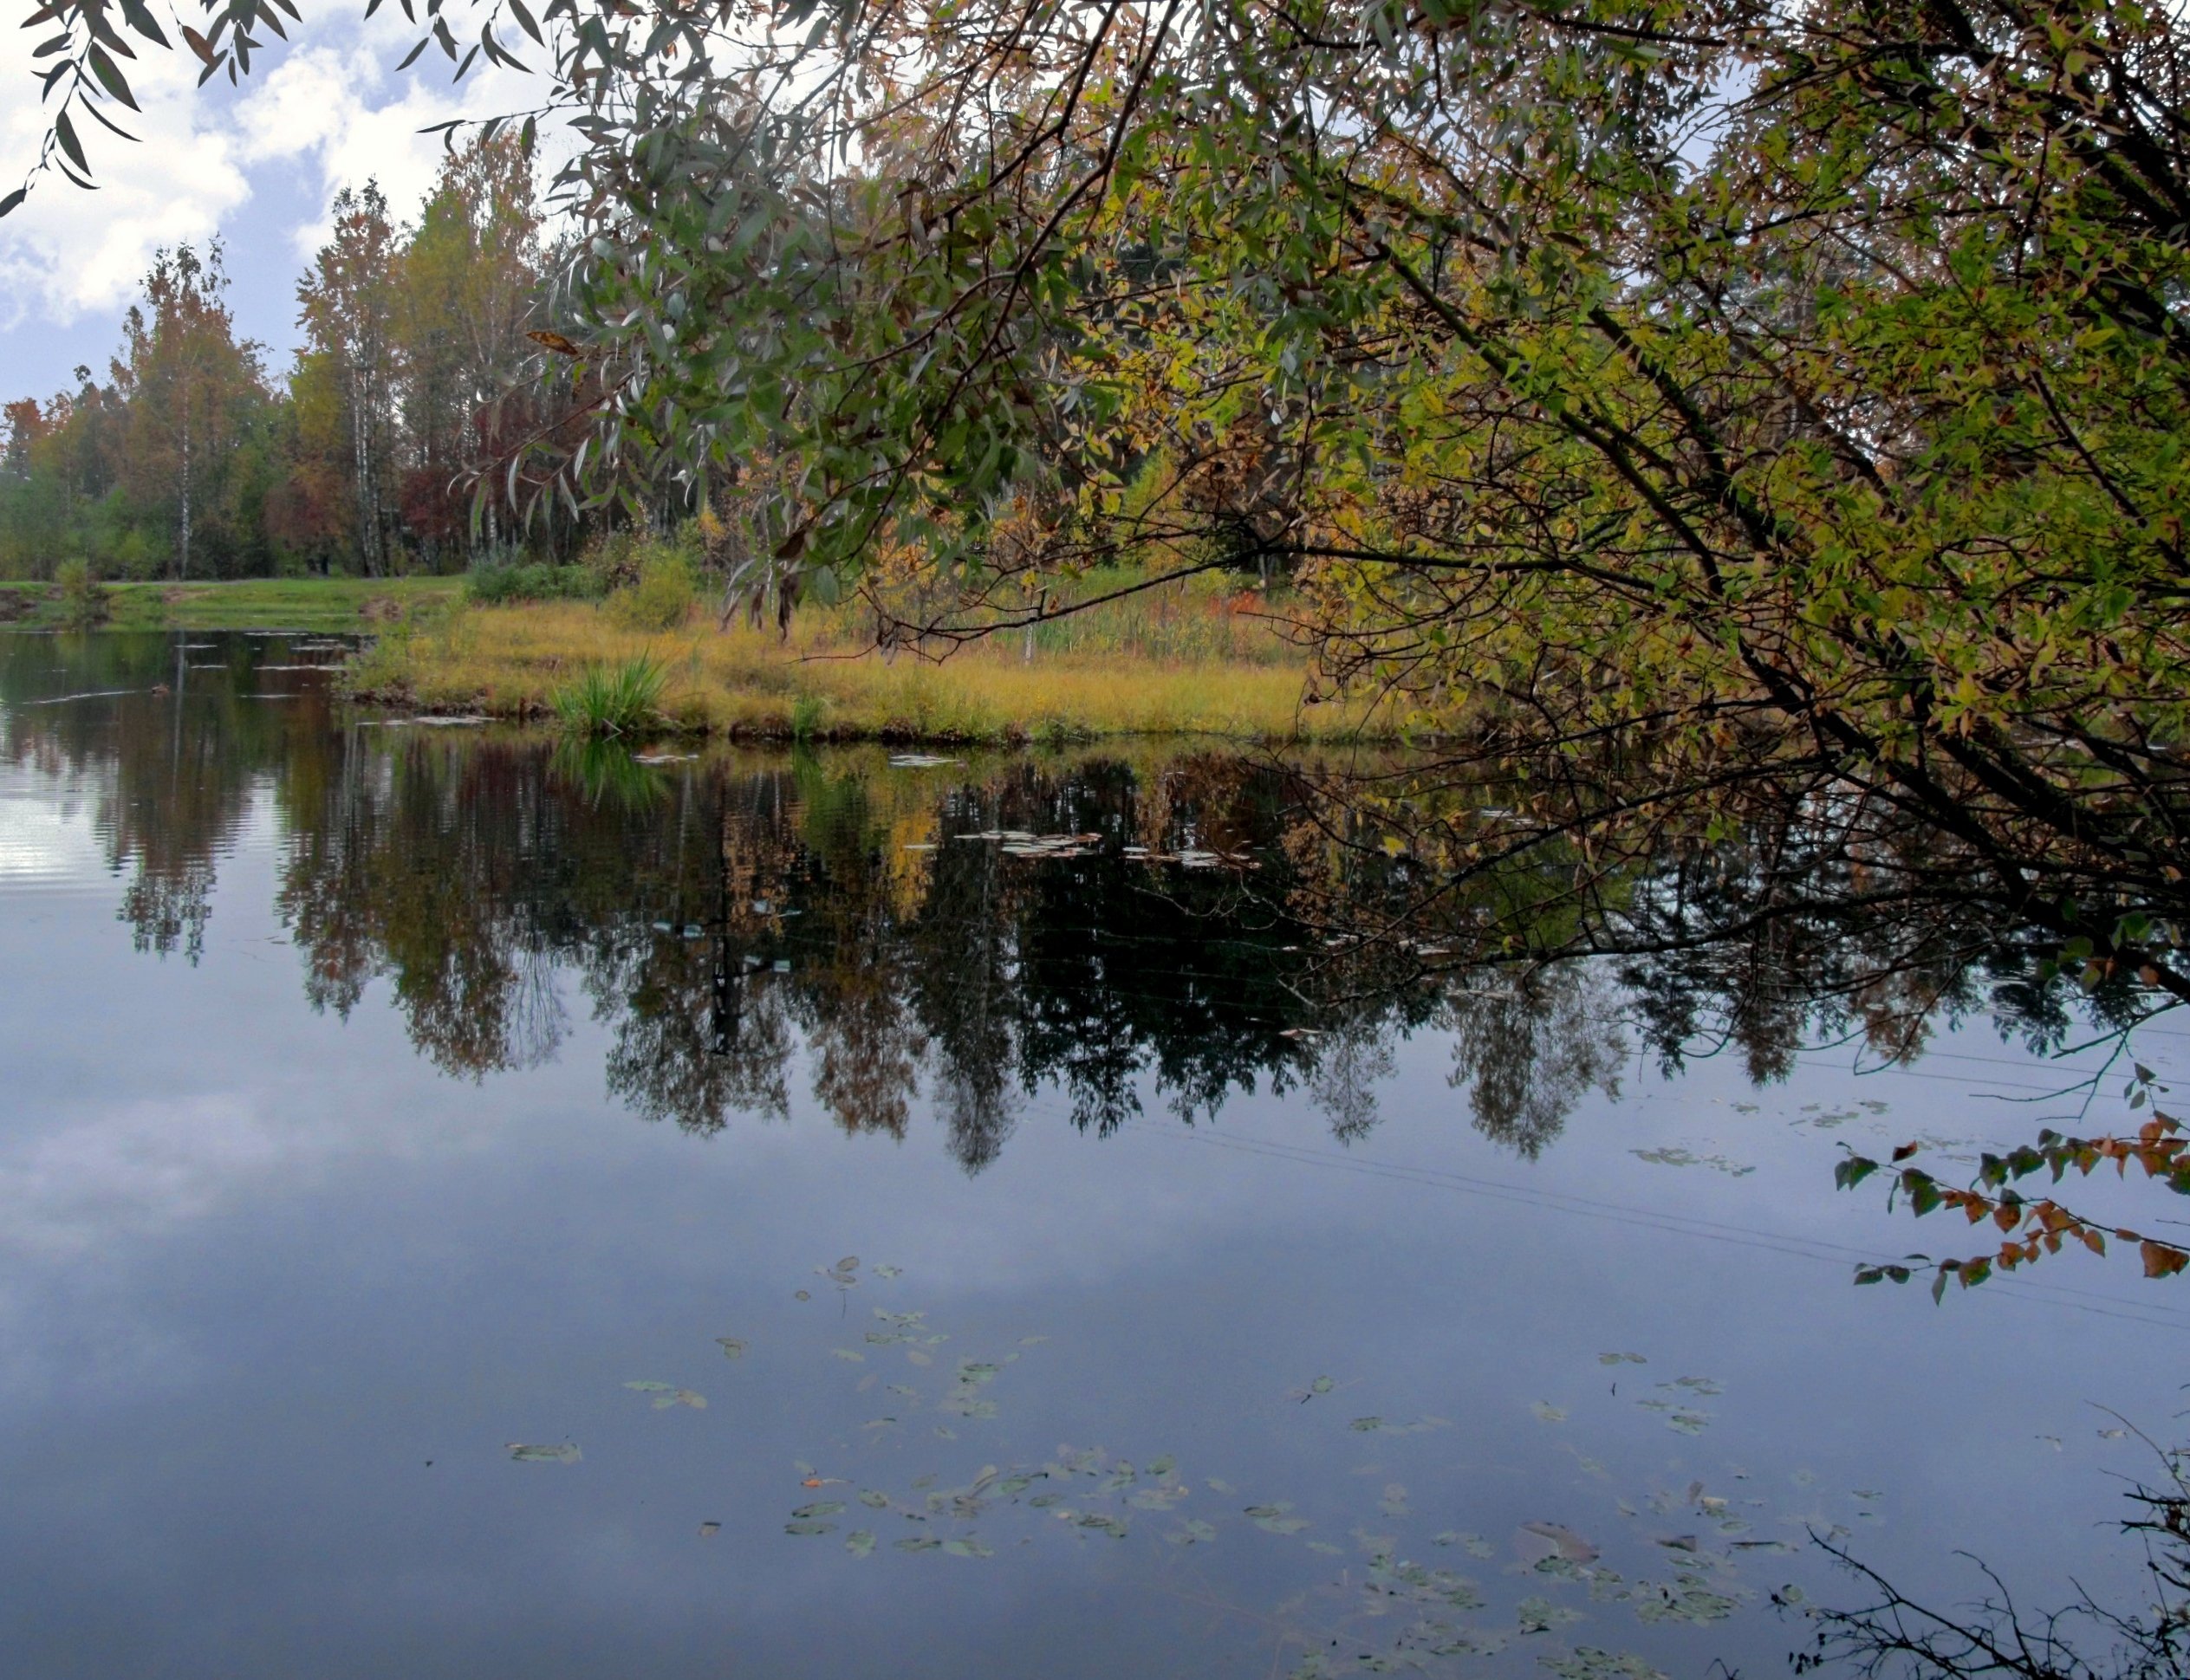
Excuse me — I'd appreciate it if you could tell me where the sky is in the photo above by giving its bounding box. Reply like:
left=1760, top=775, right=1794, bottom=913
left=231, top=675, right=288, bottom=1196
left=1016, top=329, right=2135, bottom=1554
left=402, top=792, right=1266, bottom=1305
left=0, top=8, right=543, bottom=403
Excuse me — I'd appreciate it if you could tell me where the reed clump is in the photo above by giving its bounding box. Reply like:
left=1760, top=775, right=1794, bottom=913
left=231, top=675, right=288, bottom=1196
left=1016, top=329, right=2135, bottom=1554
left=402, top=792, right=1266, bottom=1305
left=549, top=655, right=671, bottom=736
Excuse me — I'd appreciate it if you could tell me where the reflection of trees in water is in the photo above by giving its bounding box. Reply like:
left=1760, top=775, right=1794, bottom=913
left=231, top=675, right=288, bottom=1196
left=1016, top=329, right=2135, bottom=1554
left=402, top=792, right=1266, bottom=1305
left=1, top=631, right=333, bottom=968
left=1442, top=967, right=1625, bottom=1160
left=12, top=635, right=2154, bottom=1171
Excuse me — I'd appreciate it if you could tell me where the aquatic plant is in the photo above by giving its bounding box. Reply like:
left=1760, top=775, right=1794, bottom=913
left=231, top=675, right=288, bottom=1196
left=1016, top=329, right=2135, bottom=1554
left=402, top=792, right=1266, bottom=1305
left=549, top=656, right=669, bottom=736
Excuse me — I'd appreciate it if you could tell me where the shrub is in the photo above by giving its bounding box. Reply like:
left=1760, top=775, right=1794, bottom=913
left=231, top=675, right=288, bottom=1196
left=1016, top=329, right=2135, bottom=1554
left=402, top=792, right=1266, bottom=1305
left=465, top=561, right=605, bottom=606
left=607, top=548, right=699, bottom=632
left=549, top=656, right=670, bottom=736
left=53, top=558, right=109, bottom=626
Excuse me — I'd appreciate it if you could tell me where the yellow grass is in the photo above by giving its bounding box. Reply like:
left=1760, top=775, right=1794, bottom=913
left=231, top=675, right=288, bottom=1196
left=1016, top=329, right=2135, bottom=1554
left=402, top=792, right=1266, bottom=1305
left=347, top=598, right=1393, bottom=743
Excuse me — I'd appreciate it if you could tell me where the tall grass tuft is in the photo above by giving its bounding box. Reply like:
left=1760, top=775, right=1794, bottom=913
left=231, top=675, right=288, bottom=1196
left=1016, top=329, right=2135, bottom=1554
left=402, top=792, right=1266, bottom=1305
left=550, top=656, right=670, bottom=736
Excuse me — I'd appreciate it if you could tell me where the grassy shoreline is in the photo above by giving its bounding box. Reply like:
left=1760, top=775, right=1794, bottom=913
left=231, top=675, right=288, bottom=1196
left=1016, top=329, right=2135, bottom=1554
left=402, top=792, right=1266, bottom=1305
left=0, top=576, right=462, bottom=632
left=0, top=574, right=1397, bottom=743
left=347, top=598, right=1389, bottom=744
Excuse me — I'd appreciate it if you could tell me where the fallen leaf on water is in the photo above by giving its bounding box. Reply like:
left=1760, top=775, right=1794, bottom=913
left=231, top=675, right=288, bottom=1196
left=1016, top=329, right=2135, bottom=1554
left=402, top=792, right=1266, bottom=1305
left=717, top=1339, right=748, bottom=1359
left=1532, top=1402, right=1569, bottom=1424
left=784, top=1521, right=837, bottom=1536
left=1598, top=1352, right=1647, bottom=1365
left=653, top=1389, right=706, bottom=1410
left=507, top=1442, right=580, bottom=1464
left=791, top=1502, right=846, bottom=1520
left=624, top=1381, right=674, bottom=1393
left=698, top=1521, right=720, bottom=1538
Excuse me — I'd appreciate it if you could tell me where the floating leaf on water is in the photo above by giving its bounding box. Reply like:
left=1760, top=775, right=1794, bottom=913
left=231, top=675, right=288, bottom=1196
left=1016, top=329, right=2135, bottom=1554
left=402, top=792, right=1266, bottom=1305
left=1670, top=1376, right=1723, bottom=1396
left=506, top=1442, right=581, bottom=1464
left=2100, top=1428, right=2130, bottom=1440
left=832, top=1349, right=866, bottom=1363
left=1654, top=1535, right=1699, bottom=1553
left=836, top=1256, right=860, bottom=1273
left=794, top=1289, right=810, bottom=1301
left=1667, top=1412, right=1710, bottom=1435
left=1349, top=1417, right=1384, bottom=1432
left=1851, top=1489, right=1882, bottom=1501
left=910, top=1474, right=939, bottom=1491
left=1306, top=1540, right=1345, bottom=1555
left=1245, top=1503, right=1311, bottom=1535
left=862, top=1418, right=898, bottom=1431
left=1791, top=1469, right=1816, bottom=1487
left=716, top=1339, right=748, bottom=1359
left=791, top=1502, right=846, bottom=1520
left=1532, top=1402, right=1569, bottom=1424
left=1207, top=1477, right=1235, bottom=1494
left=846, top=1530, right=876, bottom=1557
left=907, top=1350, right=933, bottom=1366
left=935, top=1426, right=957, bottom=1439
left=1168, top=1519, right=1218, bottom=1546
left=942, top=1537, right=995, bottom=1558
left=894, top=1536, right=941, bottom=1552
left=698, top=1521, right=720, bottom=1538
left=1543, top=1650, right=1669, bottom=1680
left=1018, top=1333, right=1048, bottom=1346
left=784, top=1521, right=838, bottom=1536
left=1517, top=1596, right=1583, bottom=1634
left=1077, top=1507, right=1129, bottom=1541
left=857, top=1490, right=890, bottom=1510
left=1598, top=1352, right=1647, bottom=1365
left=1380, top=1484, right=1410, bottom=1518
left=653, top=1388, right=707, bottom=1410
left=1147, top=1455, right=1175, bottom=1476
left=872, top=1264, right=901, bottom=1279
left=624, top=1381, right=674, bottom=1392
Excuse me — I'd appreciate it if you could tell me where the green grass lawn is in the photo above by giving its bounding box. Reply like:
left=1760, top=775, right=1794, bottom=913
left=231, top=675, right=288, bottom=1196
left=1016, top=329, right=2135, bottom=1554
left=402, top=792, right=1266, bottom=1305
left=0, top=576, right=464, bottom=632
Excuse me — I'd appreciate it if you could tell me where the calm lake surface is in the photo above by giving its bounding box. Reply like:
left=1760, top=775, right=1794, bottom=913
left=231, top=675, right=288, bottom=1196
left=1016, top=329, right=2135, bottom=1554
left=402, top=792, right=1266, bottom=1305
left=1, top=629, right=2184, bottom=1679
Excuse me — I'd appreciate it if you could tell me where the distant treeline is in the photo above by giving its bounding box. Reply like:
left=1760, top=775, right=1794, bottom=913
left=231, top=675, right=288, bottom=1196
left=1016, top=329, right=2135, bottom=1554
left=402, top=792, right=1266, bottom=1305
left=0, top=136, right=590, bottom=582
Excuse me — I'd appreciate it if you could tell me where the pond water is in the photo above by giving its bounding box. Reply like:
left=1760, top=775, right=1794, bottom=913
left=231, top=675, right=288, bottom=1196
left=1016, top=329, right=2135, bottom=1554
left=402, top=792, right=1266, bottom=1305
left=1, top=629, right=2184, bottom=1679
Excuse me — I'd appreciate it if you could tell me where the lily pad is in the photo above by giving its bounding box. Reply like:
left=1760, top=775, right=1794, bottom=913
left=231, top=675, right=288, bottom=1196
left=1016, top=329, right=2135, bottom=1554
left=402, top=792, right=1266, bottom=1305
left=716, top=1338, right=748, bottom=1359
left=846, top=1530, right=876, bottom=1556
left=784, top=1520, right=837, bottom=1536
left=1246, top=1502, right=1311, bottom=1535
left=1517, top=1596, right=1584, bottom=1634
left=1543, top=1651, right=1669, bottom=1680
left=1168, top=1519, right=1218, bottom=1546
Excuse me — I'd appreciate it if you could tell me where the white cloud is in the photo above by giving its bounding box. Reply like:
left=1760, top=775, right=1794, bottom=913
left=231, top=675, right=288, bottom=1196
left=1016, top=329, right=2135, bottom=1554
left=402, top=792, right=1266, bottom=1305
left=0, top=43, right=250, bottom=328
left=0, top=10, right=543, bottom=333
